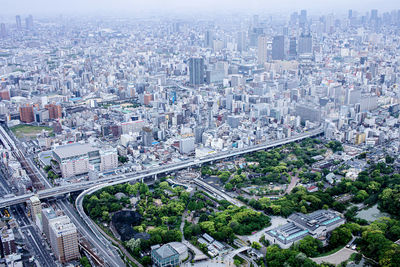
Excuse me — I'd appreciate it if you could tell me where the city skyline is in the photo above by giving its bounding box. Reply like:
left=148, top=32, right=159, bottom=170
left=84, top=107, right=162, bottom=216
left=1, top=0, right=399, bottom=16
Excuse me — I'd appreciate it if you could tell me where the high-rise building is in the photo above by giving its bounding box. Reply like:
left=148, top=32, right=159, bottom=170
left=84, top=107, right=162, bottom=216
left=49, top=216, right=80, bottom=263
left=371, top=9, right=378, bottom=21
left=300, top=10, right=307, bottom=25
left=0, top=24, right=6, bottom=38
left=20, top=105, right=34, bottom=123
left=289, top=37, right=297, bottom=58
left=0, top=228, right=16, bottom=258
left=257, top=35, right=268, bottom=65
left=16, top=15, right=22, bottom=30
left=189, top=57, right=204, bottom=85
left=45, top=104, right=62, bottom=119
left=272, top=35, right=285, bottom=60
left=253, top=15, right=259, bottom=27
left=237, top=31, right=246, bottom=52
left=25, top=15, right=33, bottom=30
left=27, top=195, right=42, bottom=222
left=298, top=33, right=312, bottom=55
left=41, top=208, right=57, bottom=239
left=205, top=30, right=214, bottom=48
left=348, top=10, right=353, bottom=19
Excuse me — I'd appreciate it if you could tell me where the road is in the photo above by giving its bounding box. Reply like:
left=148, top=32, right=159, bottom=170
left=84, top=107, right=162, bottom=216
left=0, top=126, right=324, bottom=208
left=286, top=173, right=299, bottom=194
left=194, top=178, right=244, bottom=207
left=0, top=124, right=124, bottom=267
left=13, top=204, right=56, bottom=267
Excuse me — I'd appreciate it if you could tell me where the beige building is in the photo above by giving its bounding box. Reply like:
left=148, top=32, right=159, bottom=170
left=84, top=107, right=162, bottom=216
left=27, top=195, right=41, bottom=222
left=49, top=216, right=79, bottom=263
left=52, top=143, right=118, bottom=178
left=257, top=36, right=268, bottom=65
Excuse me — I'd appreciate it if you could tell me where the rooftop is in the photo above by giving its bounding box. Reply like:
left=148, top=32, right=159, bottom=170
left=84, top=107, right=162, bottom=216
left=53, top=143, right=98, bottom=159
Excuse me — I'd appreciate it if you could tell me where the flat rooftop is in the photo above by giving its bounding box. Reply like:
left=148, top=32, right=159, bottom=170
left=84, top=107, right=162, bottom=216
left=53, top=143, right=98, bottom=159
left=267, top=222, right=309, bottom=245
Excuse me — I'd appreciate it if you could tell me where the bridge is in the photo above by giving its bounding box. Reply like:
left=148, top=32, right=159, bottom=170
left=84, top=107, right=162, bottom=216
left=0, top=127, right=323, bottom=208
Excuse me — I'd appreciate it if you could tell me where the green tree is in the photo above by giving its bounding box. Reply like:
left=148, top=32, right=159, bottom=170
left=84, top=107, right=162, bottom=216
left=251, top=241, right=261, bottom=250
left=329, top=225, right=352, bottom=248
left=294, top=236, right=322, bottom=257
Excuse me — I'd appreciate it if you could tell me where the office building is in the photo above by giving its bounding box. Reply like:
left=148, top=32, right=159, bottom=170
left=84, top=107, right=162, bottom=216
left=16, top=15, right=22, bottom=30
left=142, top=127, right=154, bottom=146
left=27, top=195, right=42, bottom=222
left=49, top=216, right=79, bottom=263
left=25, top=15, right=33, bottom=30
left=371, top=9, right=378, bottom=21
left=20, top=105, right=34, bottom=123
left=237, top=31, right=246, bottom=52
left=298, top=33, right=312, bottom=55
left=272, top=35, right=285, bottom=60
left=205, top=30, right=214, bottom=48
left=289, top=37, right=297, bottom=58
left=189, top=57, right=204, bottom=85
left=300, top=10, right=307, bottom=25
left=34, top=109, right=50, bottom=123
left=257, top=36, right=268, bottom=65
left=295, top=104, right=321, bottom=122
left=227, top=115, right=240, bottom=128
left=0, top=24, right=6, bottom=38
left=52, top=143, right=118, bottom=178
left=179, top=137, right=195, bottom=154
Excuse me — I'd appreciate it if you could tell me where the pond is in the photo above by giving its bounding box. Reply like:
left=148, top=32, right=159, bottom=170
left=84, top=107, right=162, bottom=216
left=112, top=210, right=143, bottom=241
left=355, top=204, right=390, bottom=223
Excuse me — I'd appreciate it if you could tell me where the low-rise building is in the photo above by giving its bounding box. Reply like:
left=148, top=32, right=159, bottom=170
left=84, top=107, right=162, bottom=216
left=266, top=210, right=345, bottom=249
left=151, top=242, right=188, bottom=267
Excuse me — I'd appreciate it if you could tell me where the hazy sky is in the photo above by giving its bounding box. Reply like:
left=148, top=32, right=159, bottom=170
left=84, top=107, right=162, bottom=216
left=2, top=0, right=399, bottom=16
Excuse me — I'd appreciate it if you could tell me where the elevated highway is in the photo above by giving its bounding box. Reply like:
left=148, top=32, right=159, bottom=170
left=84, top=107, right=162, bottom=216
left=0, top=127, right=323, bottom=209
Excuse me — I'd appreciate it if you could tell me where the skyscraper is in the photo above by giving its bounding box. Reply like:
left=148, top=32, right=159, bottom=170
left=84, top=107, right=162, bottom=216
left=289, top=37, right=297, bottom=58
left=371, top=9, right=378, bottom=21
left=189, top=57, right=204, bottom=85
left=0, top=24, right=6, bottom=38
left=237, top=31, right=246, bottom=52
left=348, top=10, right=353, bottom=19
left=25, top=15, right=33, bottom=30
left=257, top=35, right=268, bottom=65
left=272, top=35, right=285, bottom=60
left=298, top=33, right=312, bottom=55
left=300, top=10, right=307, bottom=24
left=205, top=30, right=214, bottom=48
left=16, top=15, right=21, bottom=30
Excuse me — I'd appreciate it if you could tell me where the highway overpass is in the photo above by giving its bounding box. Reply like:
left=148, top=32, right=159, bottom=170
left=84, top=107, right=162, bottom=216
left=0, top=127, right=323, bottom=208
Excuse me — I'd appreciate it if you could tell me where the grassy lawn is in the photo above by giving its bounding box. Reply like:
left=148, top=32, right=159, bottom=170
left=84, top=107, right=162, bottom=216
left=10, top=124, right=53, bottom=139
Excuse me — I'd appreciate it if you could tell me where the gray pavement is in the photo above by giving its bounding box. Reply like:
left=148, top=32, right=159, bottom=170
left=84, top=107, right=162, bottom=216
left=312, top=247, right=354, bottom=265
